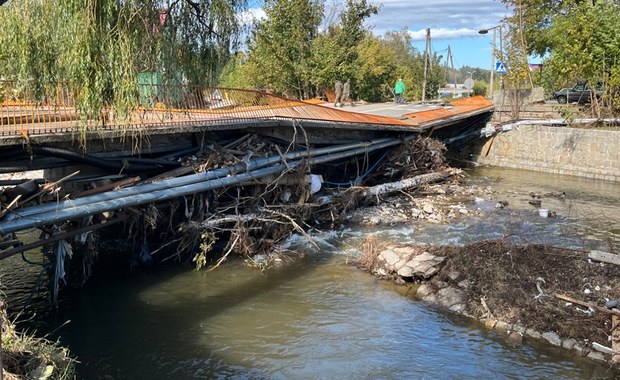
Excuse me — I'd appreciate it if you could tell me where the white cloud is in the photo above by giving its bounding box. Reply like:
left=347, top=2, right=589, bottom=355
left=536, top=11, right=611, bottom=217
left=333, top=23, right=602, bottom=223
left=407, top=28, right=483, bottom=41
left=366, top=0, right=510, bottom=37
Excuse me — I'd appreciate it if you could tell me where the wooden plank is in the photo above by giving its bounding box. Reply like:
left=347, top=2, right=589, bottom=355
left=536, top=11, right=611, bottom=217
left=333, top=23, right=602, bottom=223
left=588, top=250, right=620, bottom=266
left=481, top=136, right=495, bottom=156
left=553, top=293, right=620, bottom=318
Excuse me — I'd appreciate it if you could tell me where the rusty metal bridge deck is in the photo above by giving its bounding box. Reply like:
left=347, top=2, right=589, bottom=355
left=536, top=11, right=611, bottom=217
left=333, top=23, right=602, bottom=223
left=0, top=81, right=493, bottom=142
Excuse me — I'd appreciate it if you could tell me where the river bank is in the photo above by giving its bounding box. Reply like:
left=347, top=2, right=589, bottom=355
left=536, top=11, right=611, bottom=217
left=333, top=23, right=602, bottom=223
left=0, top=301, right=74, bottom=379
left=354, top=173, right=620, bottom=369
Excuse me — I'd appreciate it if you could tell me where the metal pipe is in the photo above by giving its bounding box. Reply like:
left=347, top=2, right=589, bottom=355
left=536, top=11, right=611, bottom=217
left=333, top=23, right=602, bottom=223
left=0, top=137, right=410, bottom=235
left=4, top=138, right=395, bottom=221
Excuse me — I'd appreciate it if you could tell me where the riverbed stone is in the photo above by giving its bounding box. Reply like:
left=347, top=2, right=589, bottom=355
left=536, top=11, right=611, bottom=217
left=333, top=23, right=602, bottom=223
left=405, top=252, right=447, bottom=279
left=525, top=328, right=542, bottom=340
left=436, top=287, right=466, bottom=309
left=416, top=284, right=435, bottom=300
left=542, top=332, right=562, bottom=347
left=379, top=250, right=400, bottom=267
left=423, top=204, right=435, bottom=214
left=392, top=246, right=416, bottom=256
left=447, top=270, right=461, bottom=281
left=507, top=331, right=524, bottom=346
left=495, top=320, right=510, bottom=334
left=397, top=266, right=414, bottom=278
left=449, top=303, right=466, bottom=313
left=587, top=351, right=607, bottom=362
left=562, top=338, right=578, bottom=350
left=369, top=216, right=381, bottom=225
left=457, top=279, right=471, bottom=289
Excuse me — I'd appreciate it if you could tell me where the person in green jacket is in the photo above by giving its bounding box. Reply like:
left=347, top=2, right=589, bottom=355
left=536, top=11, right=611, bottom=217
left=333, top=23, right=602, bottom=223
left=394, top=78, right=406, bottom=104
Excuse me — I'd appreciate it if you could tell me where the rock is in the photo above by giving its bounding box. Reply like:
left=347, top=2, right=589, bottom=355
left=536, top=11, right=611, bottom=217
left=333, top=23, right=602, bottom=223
left=562, top=338, right=578, bottom=350
left=427, top=214, right=442, bottom=224
left=423, top=204, right=435, bottom=214
left=369, top=216, right=381, bottom=225
left=507, top=331, right=523, bottom=345
left=436, top=287, right=466, bottom=309
left=525, top=329, right=542, bottom=340
left=397, top=266, right=414, bottom=278
left=495, top=321, right=510, bottom=334
left=605, top=300, right=619, bottom=309
left=457, top=279, right=472, bottom=289
left=449, top=303, right=466, bottom=313
left=447, top=270, right=461, bottom=281
left=394, top=258, right=408, bottom=272
left=405, top=252, right=447, bottom=279
left=542, top=332, right=562, bottom=347
left=416, top=284, right=434, bottom=298
left=374, top=267, right=388, bottom=276
left=587, top=351, right=607, bottom=362
left=459, top=208, right=469, bottom=215
left=379, top=250, right=400, bottom=267
left=392, top=247, right=416, bottom=256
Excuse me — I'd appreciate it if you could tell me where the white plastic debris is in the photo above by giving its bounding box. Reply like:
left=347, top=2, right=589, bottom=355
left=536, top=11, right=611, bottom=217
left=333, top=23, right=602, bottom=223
left=309, top=174, right=322, bottom=194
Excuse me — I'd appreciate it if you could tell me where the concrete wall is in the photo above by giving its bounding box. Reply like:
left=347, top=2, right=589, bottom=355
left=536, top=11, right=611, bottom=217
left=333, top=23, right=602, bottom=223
left=473, top=124, right=620, bottom=182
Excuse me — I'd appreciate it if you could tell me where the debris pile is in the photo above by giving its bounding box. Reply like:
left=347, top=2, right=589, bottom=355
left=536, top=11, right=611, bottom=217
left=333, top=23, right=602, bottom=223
left=359, top=237, right=620, bottom=365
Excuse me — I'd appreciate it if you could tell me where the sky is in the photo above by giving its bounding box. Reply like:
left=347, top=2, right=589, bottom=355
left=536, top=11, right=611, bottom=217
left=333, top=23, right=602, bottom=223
left=247, top=0, right=513, bottom=70
left=364, top=0, right=513, bottom=69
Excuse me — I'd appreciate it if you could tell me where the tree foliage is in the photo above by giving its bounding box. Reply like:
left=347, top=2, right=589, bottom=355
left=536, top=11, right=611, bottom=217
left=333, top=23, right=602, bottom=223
left=225, top=0, right=386, bottom=100
left=0, top=0, right=248, bottom=118
left=244, top=0, right=324, bottom=98
left=500, top=0, right=620, bottom=114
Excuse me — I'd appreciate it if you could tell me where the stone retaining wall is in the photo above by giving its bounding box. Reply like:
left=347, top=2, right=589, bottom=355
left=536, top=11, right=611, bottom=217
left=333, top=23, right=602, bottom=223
left=473, top=124, right=620, bottom=182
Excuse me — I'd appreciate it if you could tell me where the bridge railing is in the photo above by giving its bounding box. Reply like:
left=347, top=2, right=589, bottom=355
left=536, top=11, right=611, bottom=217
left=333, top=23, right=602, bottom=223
left=0, top=80, right=415, bottom=137
left=0, top=80, right=323, bottom=136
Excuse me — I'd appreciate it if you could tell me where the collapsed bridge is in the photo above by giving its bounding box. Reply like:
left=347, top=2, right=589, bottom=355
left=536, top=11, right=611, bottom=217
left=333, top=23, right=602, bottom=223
left=0, top=82, right=493, bottom=302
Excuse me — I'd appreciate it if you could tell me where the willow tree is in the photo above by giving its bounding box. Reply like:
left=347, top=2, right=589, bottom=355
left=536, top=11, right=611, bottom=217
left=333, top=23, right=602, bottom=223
left=0, top=0, right=248, bottom=120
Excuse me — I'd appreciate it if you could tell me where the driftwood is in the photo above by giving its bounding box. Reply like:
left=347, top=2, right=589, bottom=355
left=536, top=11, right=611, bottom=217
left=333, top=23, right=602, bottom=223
left=74, top=176, right=141, bottom=198
left=361, top=169, right=460, bottom=198
left=553, top=293, right=620, bottom=318
left=19, top=170, right=80, bottom=206
left=0, top=194, right=22, bottom=219
left=0, top=213, right=130, bottom=261
left=588, top=250, right=620, bottom=266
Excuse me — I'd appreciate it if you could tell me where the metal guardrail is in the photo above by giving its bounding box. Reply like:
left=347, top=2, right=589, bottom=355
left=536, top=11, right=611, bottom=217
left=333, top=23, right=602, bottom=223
left=0, top=81, right=413, bottom=136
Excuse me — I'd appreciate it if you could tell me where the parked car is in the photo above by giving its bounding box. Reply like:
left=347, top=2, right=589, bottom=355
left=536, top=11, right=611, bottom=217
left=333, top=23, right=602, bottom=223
left=553, top=82, right=603, bottom=104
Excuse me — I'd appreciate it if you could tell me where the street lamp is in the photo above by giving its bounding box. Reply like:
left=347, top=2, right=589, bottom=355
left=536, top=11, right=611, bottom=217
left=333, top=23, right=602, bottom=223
left=479, top=25, right=503, bottom=97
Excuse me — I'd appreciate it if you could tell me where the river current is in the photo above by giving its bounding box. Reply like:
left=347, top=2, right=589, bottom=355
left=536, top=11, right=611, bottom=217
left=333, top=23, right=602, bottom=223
left=2, top=166, right=619, bottom=379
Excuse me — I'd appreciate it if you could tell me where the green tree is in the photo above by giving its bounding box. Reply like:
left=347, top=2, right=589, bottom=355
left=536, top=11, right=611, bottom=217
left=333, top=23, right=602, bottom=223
left=353, top=36, right=397, bottom=102
left=244, top=0, right=324, bottom=98
left=380, top=30, right=423, bottom=101
left=335, top=0, right=379, bottom=78
left=500, top=0, right=620, bottom=114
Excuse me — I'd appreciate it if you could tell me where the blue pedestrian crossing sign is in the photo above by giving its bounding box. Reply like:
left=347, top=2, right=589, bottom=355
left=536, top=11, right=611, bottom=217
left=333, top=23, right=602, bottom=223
left=495, top=61, right=508, bottom=75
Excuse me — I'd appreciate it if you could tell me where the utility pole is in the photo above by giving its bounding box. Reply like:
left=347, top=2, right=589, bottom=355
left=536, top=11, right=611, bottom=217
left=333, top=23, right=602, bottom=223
left=447, top=45, right=456, bottom=91
left=422, top=28, right=431, bottom=102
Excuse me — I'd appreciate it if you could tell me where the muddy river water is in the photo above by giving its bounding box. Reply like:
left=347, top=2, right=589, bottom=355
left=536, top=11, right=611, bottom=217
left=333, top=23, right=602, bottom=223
left=2, top=166, right=620, bottom=379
